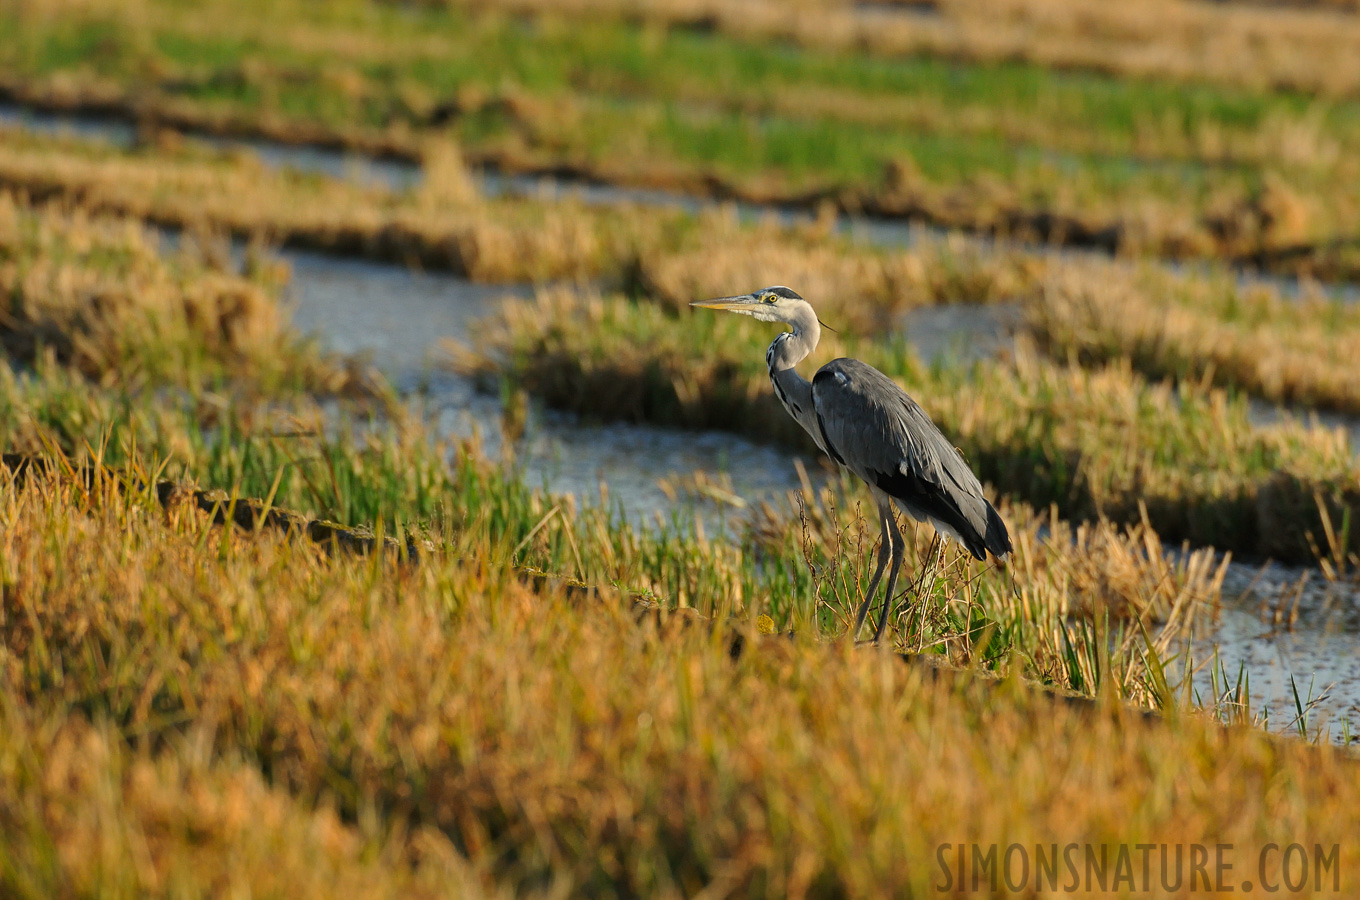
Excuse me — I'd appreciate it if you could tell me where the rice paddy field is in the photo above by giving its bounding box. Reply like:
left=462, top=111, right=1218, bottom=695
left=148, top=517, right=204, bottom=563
left=3, top=0, right=1360, bottom=895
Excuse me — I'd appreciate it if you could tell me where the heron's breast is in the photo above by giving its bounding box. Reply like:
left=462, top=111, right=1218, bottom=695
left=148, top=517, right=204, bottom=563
left=769, top=374, right=803, bottom=417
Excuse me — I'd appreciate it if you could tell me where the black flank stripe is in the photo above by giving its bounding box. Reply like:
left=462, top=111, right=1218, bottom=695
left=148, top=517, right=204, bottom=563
left=815, top=408, right=846, bottom=466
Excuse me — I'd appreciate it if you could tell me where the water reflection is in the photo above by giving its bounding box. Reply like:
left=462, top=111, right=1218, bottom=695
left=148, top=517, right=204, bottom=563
left=1246, top=398, right=1360, bottom=453
left=0, top=103, right=138, bottom=146
left=283, top=249, right=524, bottom=382
left=900, top=302, right=1021, bottom=367
left=1188, top=563, right=1360, bottom=743
left=853, top=1, right=940, bottom=19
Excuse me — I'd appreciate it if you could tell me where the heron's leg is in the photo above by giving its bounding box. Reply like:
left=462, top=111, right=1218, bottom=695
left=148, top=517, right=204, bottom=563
left=871, top=510, right=907, bottom=644
left=852, top=504, right=893, bottom=639
left=911, top=534, right=945, bottom=652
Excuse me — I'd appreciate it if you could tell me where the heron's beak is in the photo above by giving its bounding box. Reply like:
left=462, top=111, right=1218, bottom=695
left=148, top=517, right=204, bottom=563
left=690, top=294, right=759, bottom=312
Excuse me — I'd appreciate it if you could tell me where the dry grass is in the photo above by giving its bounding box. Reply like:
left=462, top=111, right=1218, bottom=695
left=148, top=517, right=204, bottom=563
left=0, top=706, right=489, bottom=899
left=0, top=191, right=372, bottom=396
left=0, top=361, right=1227, bottom=675
left=8, top=90, right=1360, bottom=278
left=1218, top=0, right=1360, bottom=10
left=1, top=7, right=1357, bottom=885
left=0, top=129, right=649, bottom=283
left=753, top=476, right=1228, bottom=633
left=1, top=462, right=1354, bottom=896
left=658, top=225, right=1360, bottom=414
left=1028, top=258, right=1360, bottom=414
left=634, top=211, right=1043, bottom=330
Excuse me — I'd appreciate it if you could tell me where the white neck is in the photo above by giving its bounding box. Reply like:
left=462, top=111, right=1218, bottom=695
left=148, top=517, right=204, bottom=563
left=765, top=301, right=824, bottom=451
left=765, top=301, right=820, bottom=372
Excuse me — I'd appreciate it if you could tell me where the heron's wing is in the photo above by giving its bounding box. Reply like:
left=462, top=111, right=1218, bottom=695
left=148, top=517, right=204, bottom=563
left=811, top=358, right=1010, bottom=560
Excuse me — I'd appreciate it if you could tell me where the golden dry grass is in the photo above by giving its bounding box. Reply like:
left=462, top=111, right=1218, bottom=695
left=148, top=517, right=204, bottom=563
left=634, top=212, right=1043, bottom=330
left=0, top=363, right=1230, bottom=671
left=0, top=707, right=490, bottom=900
left=1, top=6, right=1357, bottom=888
left=1, top=465, right=1355, bottom=896
left=0, top=126, right=1056, bottom=318
left=0, top=191, right=371, bottom=396
left=1028, top=259, right=1360, bottom=414
left=8, top=90, right=1358, bottom=278
left=0, top=130, right=646, bottom=283
left=0, top=156, right=1350, bottom=889
left=755, top=478, right=1229, bottom=634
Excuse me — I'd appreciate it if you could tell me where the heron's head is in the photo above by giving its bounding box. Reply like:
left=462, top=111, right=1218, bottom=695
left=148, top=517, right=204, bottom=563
left=690, top=286, right=811, bottom=325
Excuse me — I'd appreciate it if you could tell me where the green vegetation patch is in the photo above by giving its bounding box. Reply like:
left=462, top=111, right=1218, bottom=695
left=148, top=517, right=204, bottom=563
left=4, top=0, right=1360, bottom=270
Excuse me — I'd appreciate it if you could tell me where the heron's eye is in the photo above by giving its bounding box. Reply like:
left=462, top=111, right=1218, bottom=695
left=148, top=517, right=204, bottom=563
left=762, top=293, right=777, bottom=304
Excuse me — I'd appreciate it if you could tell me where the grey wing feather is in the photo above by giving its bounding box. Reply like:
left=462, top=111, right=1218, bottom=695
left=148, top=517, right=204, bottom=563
left=811, top=358, right=1011, bottom=560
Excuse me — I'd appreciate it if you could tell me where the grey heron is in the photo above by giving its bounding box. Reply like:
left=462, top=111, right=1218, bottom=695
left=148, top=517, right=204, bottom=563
left=691, top=286, right=1012, bottom=644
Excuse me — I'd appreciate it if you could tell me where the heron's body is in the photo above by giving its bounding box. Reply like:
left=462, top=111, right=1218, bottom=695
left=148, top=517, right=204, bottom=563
left=694, top=285, right=1011, bottom=642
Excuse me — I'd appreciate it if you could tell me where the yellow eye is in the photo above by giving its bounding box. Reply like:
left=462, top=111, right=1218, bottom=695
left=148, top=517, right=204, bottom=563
left=763, top=293, right=777, bottom=303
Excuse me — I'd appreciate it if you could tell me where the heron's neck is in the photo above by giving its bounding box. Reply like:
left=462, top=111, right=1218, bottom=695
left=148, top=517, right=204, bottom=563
left=766, top=307, right=823, bottom=448
left=766, top=304, right=820, bottom=374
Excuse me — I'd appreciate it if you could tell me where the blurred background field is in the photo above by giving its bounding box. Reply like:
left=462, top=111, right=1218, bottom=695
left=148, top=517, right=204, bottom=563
left=2, top=0, right=1360, bottom=895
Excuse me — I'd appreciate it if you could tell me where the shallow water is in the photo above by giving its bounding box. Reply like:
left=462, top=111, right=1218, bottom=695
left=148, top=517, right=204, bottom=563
left=5, top=102, right=1359, bottom=740
left=0, top=103, right=422, bottom=192
left=282, top=250, right=524, bottom=381
left=900, top=303, right=1022, bottom=367
left=1246, top=398, right=1360, bottom=453
left=217, top=137, right=423, bottom=193
left=1188, top=563, right=1360, bottom=743
left=0, top=103, right=138, bottom=147
left=853, top=1, right=940, bottom=19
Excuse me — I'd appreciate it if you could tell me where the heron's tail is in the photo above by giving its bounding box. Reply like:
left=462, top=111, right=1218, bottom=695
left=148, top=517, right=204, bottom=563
left=983, top=502, right=1012, bottom=561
